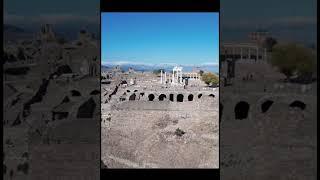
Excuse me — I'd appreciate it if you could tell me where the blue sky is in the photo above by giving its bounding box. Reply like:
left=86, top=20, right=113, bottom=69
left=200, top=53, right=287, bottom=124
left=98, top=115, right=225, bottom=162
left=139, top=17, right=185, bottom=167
left=4, top=0, right=316, bottom=43
left=101, top=13, right=219, bottom=65
left=4, top=0, right=315, bottom=18
left=4, top=0, right=99, bottom=16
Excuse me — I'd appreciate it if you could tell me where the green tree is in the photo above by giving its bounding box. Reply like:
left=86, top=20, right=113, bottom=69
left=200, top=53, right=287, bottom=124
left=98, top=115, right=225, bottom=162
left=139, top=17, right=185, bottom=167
left=201, top=72, right=219, bottom=86
left=263, top=37, right=277, bottom=52
left=271, top=43, right=316, bottom=80
left=199, top=70, right=204, bottom=76
left=153, top=69, right=165, bottom=75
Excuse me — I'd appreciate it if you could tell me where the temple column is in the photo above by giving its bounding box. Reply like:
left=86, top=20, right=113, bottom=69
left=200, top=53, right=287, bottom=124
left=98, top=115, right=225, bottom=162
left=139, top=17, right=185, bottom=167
left=232, top=47, right=235, bottom=58
left=264, top=48, right=267, bottom=61
left=240, top=47, right=243, bottom=60
left=160, top=70, right=163, bottom=84
left=171, top=73, right=174, bottom=84
left=172, top=71, right=175, bottom=84
left=164, top=72, right=167, bottom=83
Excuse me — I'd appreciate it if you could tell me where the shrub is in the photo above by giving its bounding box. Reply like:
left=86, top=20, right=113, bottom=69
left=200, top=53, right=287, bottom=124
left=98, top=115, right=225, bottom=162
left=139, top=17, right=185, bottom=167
left=175, top=128, right=185, bottom=137
left=201, top=72, right=219, bottom=86
left=153, top=69, right=165, bottom=75
left=271, top=43, right=316, bottom=80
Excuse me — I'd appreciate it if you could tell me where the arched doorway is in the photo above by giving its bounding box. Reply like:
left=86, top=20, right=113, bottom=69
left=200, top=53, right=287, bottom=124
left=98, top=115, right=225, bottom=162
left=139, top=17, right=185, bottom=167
left=261, top=100, right=273, bottom=113
left=148, top=94, right=155, bottom=101
left=76, top=97, right=96, bottom=118
left=169, top=94, right=174, bottom=102
left=90, top=90, right=100, bottom=95
left=71, top=90, right=81, bottom=96
left=177, top=94, right=184, bottom=102
left=234, top=101, right=250, bottom=120
left=188, top=94, right=194, bottom=101
left=289, top=100, right=306, bottom=110
left=159, top=94, right=166, bottom=101
left=129, top=93, right=136, bottom=101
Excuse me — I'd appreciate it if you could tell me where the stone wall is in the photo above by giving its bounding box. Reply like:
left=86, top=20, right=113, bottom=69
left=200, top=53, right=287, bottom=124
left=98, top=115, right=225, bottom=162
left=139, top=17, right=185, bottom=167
left=220, top=92, right=313, bottom=122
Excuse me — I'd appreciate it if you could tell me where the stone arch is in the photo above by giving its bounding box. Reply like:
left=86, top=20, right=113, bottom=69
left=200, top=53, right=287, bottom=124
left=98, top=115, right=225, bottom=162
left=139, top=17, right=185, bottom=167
left=61, top=96, right=70, bottom=103
left=76, top=97, right=96, bottom=118
left=255, top=95, right=279, bottom=113
left=209, top=94, right=215, bottom=98
left=188, top=94, right=194, bottom=101
left=134, top=90, right=138, bottom=92
left=261, top=100, right=274, bottom=113
left=71, top=90, right=81, bottom=96
left=234, top=101, right=250, bottom=120
left=148, top=94, right=155, bottom=101
left=289, top=100, right=306, bottom=110
left=55, top=65, right=72, bottom=76
left=127, top=90, right=131, bottom=93
left=177, top=94, right=184, bottom=102
left=198, top=94, right=203, bottom=99
left=129, top=93, right=136, bottom=101
left=159, top=94, right=167, bottom=101
left=169, top=94, right=174, bottom=102
left=90, top=90, right=100, bottom=95
left=140, top=92, right=145, bottom=97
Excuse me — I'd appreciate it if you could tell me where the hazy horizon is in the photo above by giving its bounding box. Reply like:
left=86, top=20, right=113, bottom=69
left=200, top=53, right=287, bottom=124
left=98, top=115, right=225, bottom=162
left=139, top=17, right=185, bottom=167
left=101, top=61, right=219, bottom=74
left=101, top=61, right=218, bottom=66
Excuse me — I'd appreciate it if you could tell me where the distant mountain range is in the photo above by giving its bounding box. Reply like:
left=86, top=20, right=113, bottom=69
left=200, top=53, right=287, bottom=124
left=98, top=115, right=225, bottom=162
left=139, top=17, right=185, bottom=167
left=102, top=62, right=219, bottom=73
left=221, top=24, right=316, bottom=45
left=4, top=24, right=34, bottom=42
left=4, top=24, right=99, bottom=42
